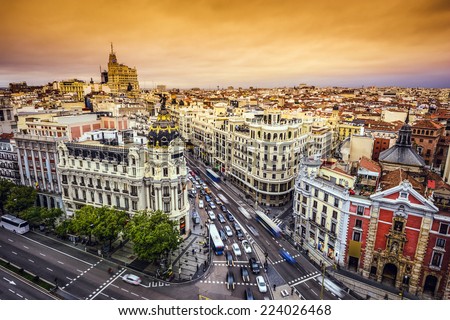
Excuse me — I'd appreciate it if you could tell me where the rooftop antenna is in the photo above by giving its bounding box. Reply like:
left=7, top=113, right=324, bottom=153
left=110, top=42, right=114, bottom=54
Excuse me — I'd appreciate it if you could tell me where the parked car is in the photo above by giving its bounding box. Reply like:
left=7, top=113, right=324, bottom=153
left=225, top=250, right=234, bottom=266
left=122, top=274, right=142, bottom=285
left=198, top=200, right=204, bottom=208
left=249, top=257, right=260, bottom=274
left=217, top=213, right=226, bottom=223
left=240, top=266, right=250, bottom=282
left=279, top=249, right=296, bottom=264
left=256, top=276, right=267, bottom=293
left=224, top=225, right=233, bottom=237
left=244, top=288, right=255, bottom=300
left=207, top=210, right=216, bottom=220
left=232, top=243, right=241, bottom=256
left=226, top=271, right=236, bottom=290
left=241, top=240, right=252, bottom=254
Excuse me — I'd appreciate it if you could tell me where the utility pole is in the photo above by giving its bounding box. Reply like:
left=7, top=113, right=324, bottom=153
left=320, top=263, right=326, bottom=300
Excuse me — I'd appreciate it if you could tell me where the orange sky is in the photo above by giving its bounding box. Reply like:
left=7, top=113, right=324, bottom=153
left=1, top=0, right=449, bottom=88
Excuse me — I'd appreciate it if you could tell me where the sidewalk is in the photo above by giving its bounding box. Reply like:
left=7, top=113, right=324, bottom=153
left=110, top=232, right=210, bottom=283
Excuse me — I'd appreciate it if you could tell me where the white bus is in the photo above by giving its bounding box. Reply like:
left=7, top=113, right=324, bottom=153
left=0, top=214, right=30, bottom=234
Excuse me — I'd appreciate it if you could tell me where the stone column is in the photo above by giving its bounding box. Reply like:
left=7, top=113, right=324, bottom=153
left=362, top=205, right=380, bottom=278
left=410, top=215, right=432, bottom=295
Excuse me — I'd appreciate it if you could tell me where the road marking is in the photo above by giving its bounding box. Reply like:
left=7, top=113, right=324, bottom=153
left=311, top=289, right=318, bottom=296
left=8, top=239, right=13, bottom=242
left=23, top=236, right=93, bottom=266
left=121, top=288, right=129, bottom=293
left=66, top=277, right=73, bottom=281
left=12, top=251, right=17, bottom=255
left=46, top=267, right=53, bottom=272
left=23, top=245, right=29, bottom=249
left=28, top=259, right=34, bottom=263
left=40, top=253, right=46, bottom=257
left=57, top=261, right=64, bottom=265
left=131, top=292, right=139, bottom=297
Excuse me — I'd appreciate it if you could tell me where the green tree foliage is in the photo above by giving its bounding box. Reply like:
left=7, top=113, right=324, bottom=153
left=124, top=210, right=181, bottom=262
left=20, top=207, right=64, bottom=229
left=92, top=206, right=128, bottom=248
left=4, top=185, right=37, bottom=215
left=69, top=205, right=127, bottom=247
left=0, top=179, right=14, bottom=214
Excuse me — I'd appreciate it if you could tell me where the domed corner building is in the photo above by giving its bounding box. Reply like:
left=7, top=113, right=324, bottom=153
left=144, top=95, right=190, bottom=236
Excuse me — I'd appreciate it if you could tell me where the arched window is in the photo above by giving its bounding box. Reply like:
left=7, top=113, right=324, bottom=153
left=267, top=133, right=271, bottom=141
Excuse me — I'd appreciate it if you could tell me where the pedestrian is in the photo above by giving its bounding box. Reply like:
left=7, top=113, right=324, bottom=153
left=197, top=264, right=199, bottom=271
left=291, top=287, right=295, bottom=295
left=273, top=284, right=276, bottom=291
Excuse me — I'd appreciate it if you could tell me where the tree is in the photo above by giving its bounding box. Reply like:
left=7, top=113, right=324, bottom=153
left=4, top=185, right=37, bottom=215
left=69, top=205, right=99, bottom=244
left=69, top=205, right=127, bottom=247
left=0, top=179, right=14, bottom=214
left=124, top=210, right=182, bottom=262
left=92, top=206, right=128, bottom=249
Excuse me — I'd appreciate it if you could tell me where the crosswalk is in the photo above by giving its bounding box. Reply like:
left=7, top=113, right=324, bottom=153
left=272, top=253, right=302, bottom=265
left=200, top=280, right=257, bottom=286
left=272, top=218, right=283, bottom=226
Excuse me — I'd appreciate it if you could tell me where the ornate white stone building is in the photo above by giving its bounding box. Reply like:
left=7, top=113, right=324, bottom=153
left=57, top=95, right=190, bottom=235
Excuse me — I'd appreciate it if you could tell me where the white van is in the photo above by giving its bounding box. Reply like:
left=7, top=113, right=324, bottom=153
left=199, top=200, right=204, bottom=208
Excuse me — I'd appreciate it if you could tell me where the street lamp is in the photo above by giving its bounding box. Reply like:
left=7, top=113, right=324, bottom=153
left=320, top=262, right=326, bottom=300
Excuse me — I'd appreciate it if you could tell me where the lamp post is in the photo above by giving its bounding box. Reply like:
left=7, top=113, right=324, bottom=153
left=320, top=262, right=326, bottom=300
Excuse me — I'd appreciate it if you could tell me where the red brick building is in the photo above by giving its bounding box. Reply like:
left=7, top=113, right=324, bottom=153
left=411, top=119, right=444, bottom=167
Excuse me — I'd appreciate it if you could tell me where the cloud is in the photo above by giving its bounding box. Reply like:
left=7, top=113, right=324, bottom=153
left=0, top=0, right=449, bottom=88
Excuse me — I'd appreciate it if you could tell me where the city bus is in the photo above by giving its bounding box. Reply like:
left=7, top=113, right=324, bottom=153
left=0, top=214, right=30, bottom=234
left=206, top=168, right=221, bottom=183
left=255, top=210, right=282, bottom=238
left=208, top=223, right=225, bottom=255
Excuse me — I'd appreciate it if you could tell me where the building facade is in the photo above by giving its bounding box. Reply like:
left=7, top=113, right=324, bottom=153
left=106, top=44, right=140, bottom=94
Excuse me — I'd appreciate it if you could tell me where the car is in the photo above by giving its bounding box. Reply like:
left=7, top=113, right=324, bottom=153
left=191, top=188, right=197, bottom=195
left=199, top=189, right=207, bottom=197
left=244, top=288, right=255, bottom=300
left=233, top=221, right=241, bottom=232
left=279, top=249, right=296, bottom=264
left=249, top=257, right=260, bottom=274
left=191, top=211, right=200, bottom=224
left=205, top=195, right=211, bottom=202
left=220, top=205, right=228, bottom=212
left=208, top=202, right=217, bottom=209
left=240, top=266, right=250, bottom=282
left=207, top=210, right=216, bottom=220
left=122, top=274, right=142, bottom=285
left=195, top=183, right=202, bottom=189
left=236, top=229, right=245, bottom=240
left=232, top=243, right=241, bottom=256
left=198, top=200, right=204, bottom=208
left=226, top=271, right=236, bottom=290
left=225, top=250, right=234, bottom=266
left=241, top=240, right=252, bottom=254
left=226, top=212, right=235, bottom=222
left=219, top=229, right=227, bottom=241
left=215, top=197, right=223, bottom=205
left=217, top=213, right=226, bottom=223
left=224, top=225, right=233, bottom=237
left=188, top=192, right=195, bottom=199
left=256, top=276, right=267, bottom=293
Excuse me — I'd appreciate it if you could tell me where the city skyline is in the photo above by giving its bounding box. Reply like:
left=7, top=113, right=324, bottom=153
left=1, top=0, right=450, bottom=89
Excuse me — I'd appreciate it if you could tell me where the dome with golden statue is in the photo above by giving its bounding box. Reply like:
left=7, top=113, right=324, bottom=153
left=147, top=94, right=180, bottom=148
